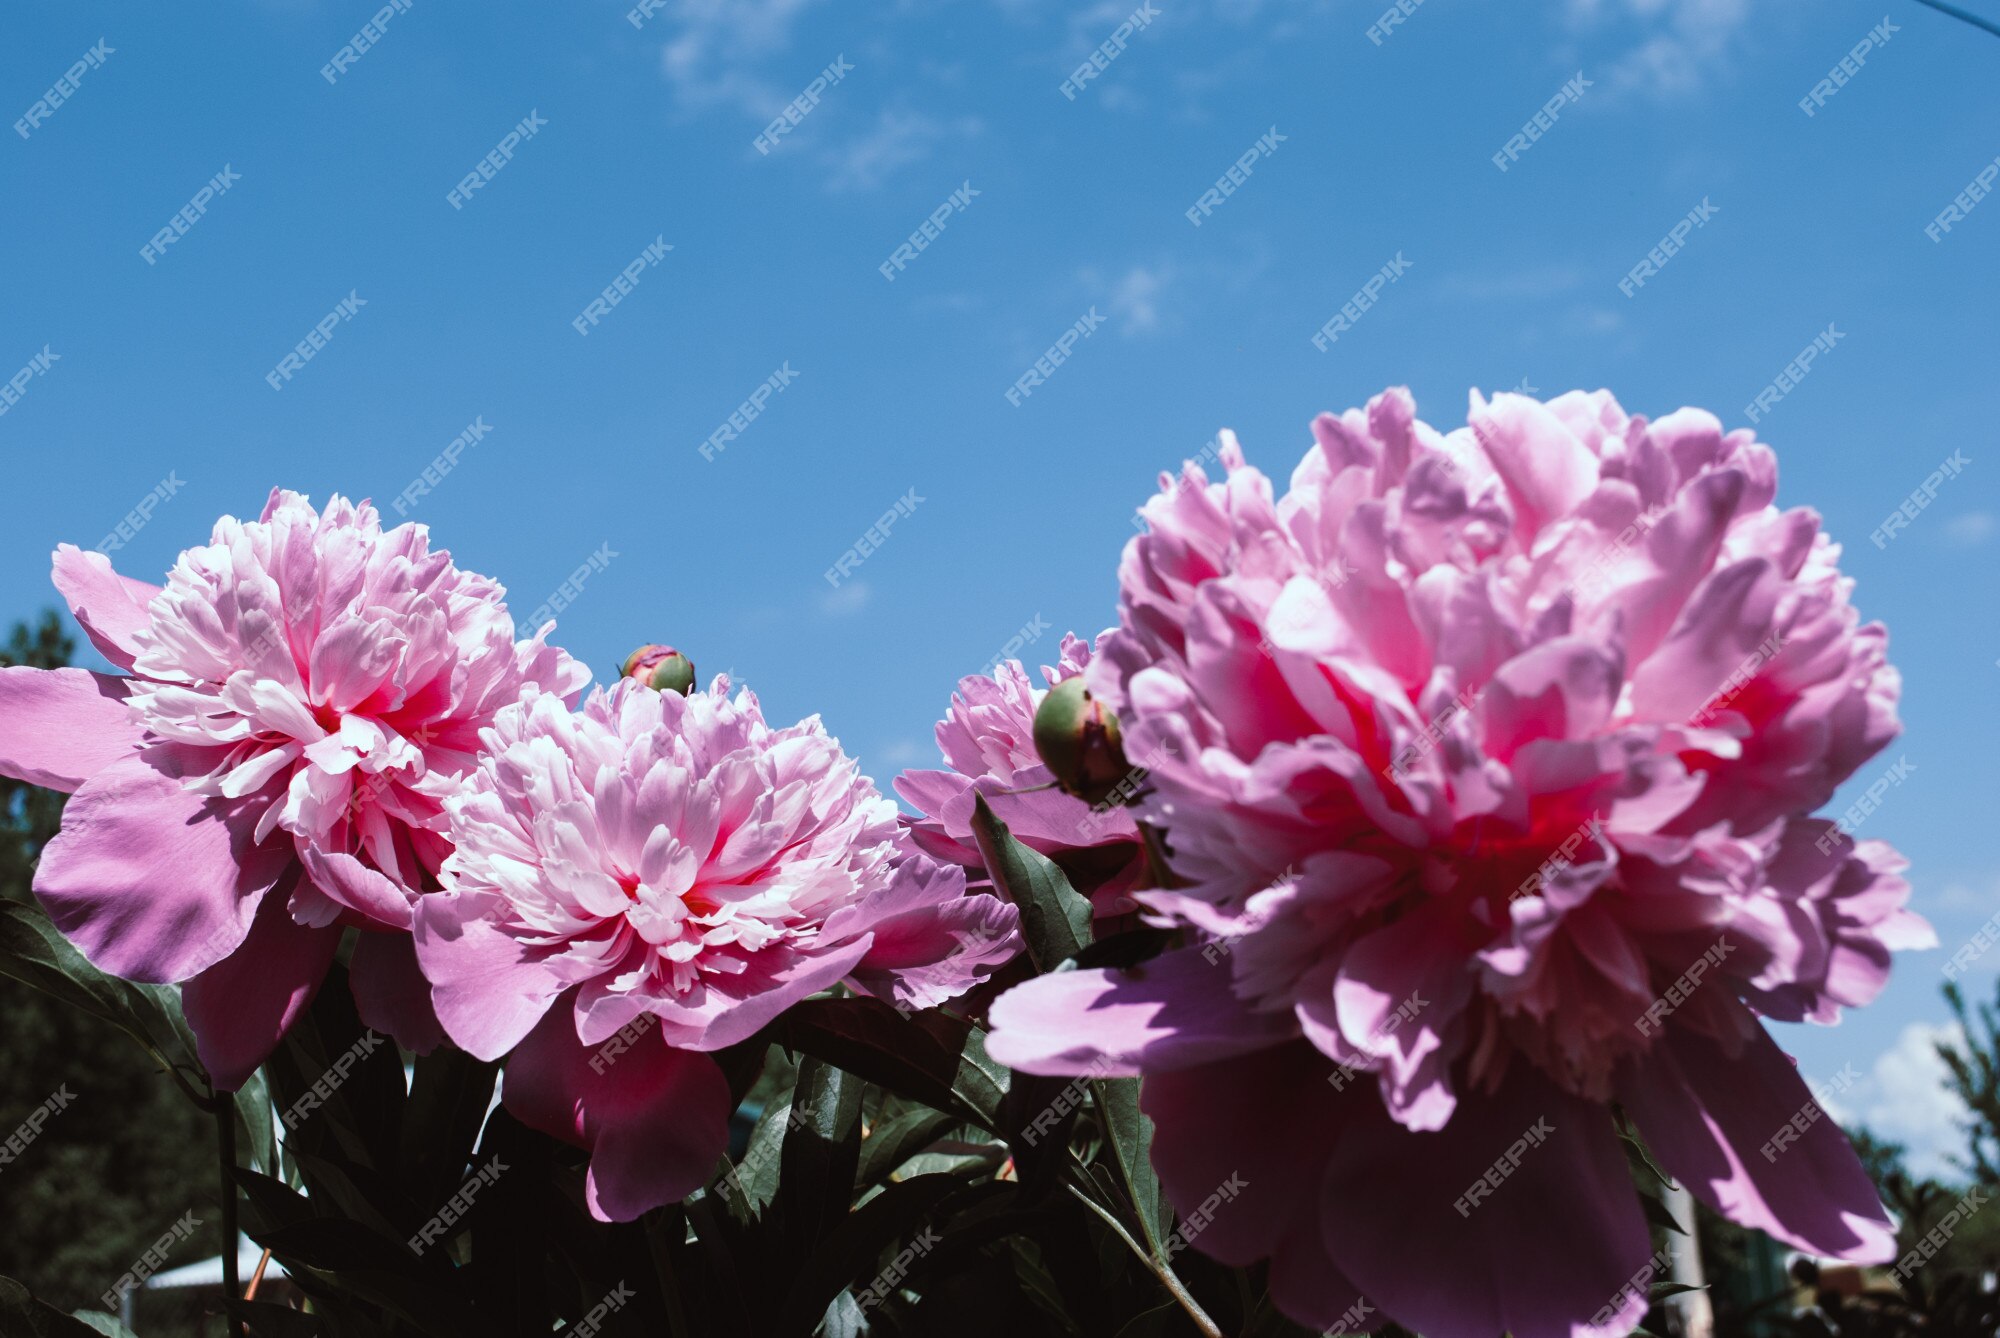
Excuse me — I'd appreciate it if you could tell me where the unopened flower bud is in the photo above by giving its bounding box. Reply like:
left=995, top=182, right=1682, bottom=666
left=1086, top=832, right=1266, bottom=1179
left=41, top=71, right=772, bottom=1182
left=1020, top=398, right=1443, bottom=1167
left=621, top=644, right=696, bottom=696
left=1033, top=677, right=1130, bottom=805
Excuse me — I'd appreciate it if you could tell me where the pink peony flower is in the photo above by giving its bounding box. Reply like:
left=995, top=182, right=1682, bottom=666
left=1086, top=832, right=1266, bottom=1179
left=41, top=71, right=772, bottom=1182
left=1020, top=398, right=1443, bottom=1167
left=987, top=388, right=1934, bottom=1338
left=0, top=490, right=586, bottom=1087
left=413, top=676, right=1020, bottom=1221
left=896, top=634, right=1149, bottom=918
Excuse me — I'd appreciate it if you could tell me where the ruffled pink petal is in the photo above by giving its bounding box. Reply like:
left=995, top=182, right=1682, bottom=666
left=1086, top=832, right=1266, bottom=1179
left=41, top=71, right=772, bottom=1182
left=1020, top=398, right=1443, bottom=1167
left=501, top=1001, right=732, bottom=1222
left=829, top=858, right=1021, bottom=1011
left=986, top=946, right=1297, bottom=1076
left=182, top=876, right=341, bottom=1091
left=33, top=751, right=293, bottom=982
left=1468, top=391, right=1599, bottom=541
left=348, top=930, right=445, bottom=1054
left=413, top=889, right=589, bottom=1062
left=940, top=777, right=1141, bottom=855
left=582, top=935, right=874, bottom=1053
left=1617, top=1012, right=1895, bottom=1261
left=0, top=666, right=143, bottom=793
left=298, top=845, right=417, bottom=931
left=51, top=544, right=159, bottom=670
left=1320, top=902, right=1473, bottom=1131
left=1319, top=1059, right=1651, bottom=1338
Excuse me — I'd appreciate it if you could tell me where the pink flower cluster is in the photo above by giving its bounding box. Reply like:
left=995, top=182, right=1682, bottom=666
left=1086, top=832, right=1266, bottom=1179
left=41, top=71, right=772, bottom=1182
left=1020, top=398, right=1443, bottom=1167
left=0, top=489, right=1017, bottom=1219
left=0, top=385, right=1934, bottom=1332
left=414, top=677, right=1019, bottom=1218
left=985, top=387, right=1932, bottom=1336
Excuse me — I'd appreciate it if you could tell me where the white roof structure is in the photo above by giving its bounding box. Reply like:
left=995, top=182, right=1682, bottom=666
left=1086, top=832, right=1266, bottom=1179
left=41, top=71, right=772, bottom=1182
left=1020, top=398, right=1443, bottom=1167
left=141, top=1244, right=289, bottom=1291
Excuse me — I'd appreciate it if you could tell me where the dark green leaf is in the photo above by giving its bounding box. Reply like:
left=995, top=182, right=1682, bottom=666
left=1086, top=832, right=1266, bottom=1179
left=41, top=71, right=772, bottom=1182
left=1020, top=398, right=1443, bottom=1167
left=1640, top=1188, right=1687, bottom=1236
left=818, top=1291, right=867, bottom=1338
left=63, top=1312, right=138, bottom=1338
left=235, top=1068, right=278, bottom=1177
left=0, top=901, right=203, bottom=1090
left=774, top=996, right=1002, bottom=1132
left=398, top=1045, right=498, bottom=1205
left=263, top=965, right=405, bottom=1178
left=1649, top=1280, right=1707, bottom=1299
left=777, top=1056, right=865, bottom=1254
left=858, top=1107, right=960, bottom=1188
left=970, top=794, right=1092, bottom=971
left=778, top=1172, right=964, bottom=1333
left=0, top=1276, right=121, bottom=1338
left=1091, top=1077, right=1170, bottom=1253
left=728, top=1097, right=804, bottom=1215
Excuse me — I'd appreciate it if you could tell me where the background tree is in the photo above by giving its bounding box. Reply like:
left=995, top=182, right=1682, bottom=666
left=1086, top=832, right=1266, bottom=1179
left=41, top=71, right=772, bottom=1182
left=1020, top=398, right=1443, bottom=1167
left=0, top=612, right=221, bottom=1334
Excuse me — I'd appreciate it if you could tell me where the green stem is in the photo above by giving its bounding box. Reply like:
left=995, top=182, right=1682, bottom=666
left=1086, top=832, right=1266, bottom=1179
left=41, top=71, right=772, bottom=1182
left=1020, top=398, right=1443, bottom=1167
left=215, top=1101, right=246, bottom=1338
left=1064, top=1179, right=1223, bottom=1338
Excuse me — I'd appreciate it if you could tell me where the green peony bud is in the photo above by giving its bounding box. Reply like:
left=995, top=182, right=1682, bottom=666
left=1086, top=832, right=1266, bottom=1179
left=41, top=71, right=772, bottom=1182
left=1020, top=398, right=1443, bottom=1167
left=621, top=644, right=696, bottom=696
left=1032, top=677, right=1131, bottom=805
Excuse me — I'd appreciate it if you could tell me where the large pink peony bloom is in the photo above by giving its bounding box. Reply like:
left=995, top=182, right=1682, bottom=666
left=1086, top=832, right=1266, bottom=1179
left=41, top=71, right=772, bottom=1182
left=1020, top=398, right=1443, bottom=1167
left=987, top=388, right=1934, bottom=1338
left=414, top=676, right=1021, bottom=1221
left=0, top=490, right=586, bottom=1087
left=896, top=633, right=1149, bottom=919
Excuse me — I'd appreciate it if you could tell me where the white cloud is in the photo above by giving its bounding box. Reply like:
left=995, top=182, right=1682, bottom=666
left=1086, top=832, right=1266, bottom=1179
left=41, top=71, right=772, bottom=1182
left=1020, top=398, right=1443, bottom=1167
left=1565, top=0, right=1758, bottom=100
left=876, top=738, right=925, bottom=766
left=819, top=580, right=872, bottom=616
left=1439, top=264, right=1588, bottom=303
left=658, top=0, right=824, bottom=117
left=1827, top=1022, right=1974, bottom=1181
left=1082, top=263, right=1174, bottom=336
left=819, top=108, right=982, bottom=193
left=1944, top=512, right=1996, bottom=548
left=1928, top=871, right=2000, bottom=920
left=654, top=2, right=973, bottom=191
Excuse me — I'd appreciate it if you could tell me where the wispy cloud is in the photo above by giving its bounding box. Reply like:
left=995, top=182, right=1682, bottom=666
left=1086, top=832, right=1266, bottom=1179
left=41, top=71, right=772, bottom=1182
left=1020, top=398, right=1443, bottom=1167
left=654, top=2, right=975, bottom=190
left=876, top=737, right=925, bottom=766
left=819, top=579, right=872, bottom=616
left=1563, top=0, right=1759, bottom=100
left=819, top=108, right=982, bottom=193
left=1437, top=264, right=1588, bottom=303
left=1083, top=263, right=1175, bottom=336
left=658, top=0, right=825, bottom=117
left=1944, top=511, right=1996, bottom=548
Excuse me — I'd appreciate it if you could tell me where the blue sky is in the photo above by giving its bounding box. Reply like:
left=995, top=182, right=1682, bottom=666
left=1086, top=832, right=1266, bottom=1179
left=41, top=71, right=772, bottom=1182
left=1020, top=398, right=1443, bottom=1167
left=3, top=0, right=1997, bottom=1174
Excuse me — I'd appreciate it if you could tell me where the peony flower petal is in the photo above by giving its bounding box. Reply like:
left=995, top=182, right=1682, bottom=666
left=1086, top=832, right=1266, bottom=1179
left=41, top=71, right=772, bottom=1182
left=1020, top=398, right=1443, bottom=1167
left=348, top=930, right=445, bottom=1054
left=1142, top=1043, right=1350, bottom=1271
left=1617, top=1013, right=1896, bottom=1261
left=501, top=1001, right=732, bottom=1223
left=33, top=750, right=292, bottom=982
left=830, top=857, right=1022, bottom=1012
left=598, top=935, right=875, bottom=1053
left=413, top=889, right=589, bottom=1062
left=51, top=543, right=159, bottom=670
left=181, top=877, right=340, bottom=1091
left=1318, top=1059, right=1651, bottom=1338
left=986, top=946, right=1297, bottom=1076
left=0, top=666, right=143, bottom=793
left=299, top=845, right=417, bottom=931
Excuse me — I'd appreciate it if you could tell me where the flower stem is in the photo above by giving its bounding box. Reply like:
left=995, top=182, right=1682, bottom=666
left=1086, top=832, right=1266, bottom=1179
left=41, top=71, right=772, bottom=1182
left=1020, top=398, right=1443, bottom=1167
left=215, top=1100, right=246, bottom=1338
left=1064, top=1180, right=1224, bottom=1338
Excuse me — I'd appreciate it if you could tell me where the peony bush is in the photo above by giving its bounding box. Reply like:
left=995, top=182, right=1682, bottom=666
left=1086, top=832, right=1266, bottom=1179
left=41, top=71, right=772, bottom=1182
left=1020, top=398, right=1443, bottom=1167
left=0, top=389, right=1934, bottom=1338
